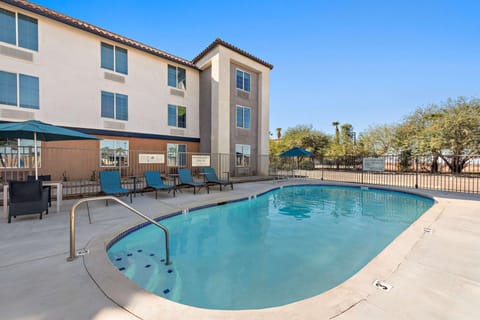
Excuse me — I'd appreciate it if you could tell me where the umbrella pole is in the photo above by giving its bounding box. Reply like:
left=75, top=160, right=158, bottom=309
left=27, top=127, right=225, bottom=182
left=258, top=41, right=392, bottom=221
left=34, top=132, right=38, bottom=180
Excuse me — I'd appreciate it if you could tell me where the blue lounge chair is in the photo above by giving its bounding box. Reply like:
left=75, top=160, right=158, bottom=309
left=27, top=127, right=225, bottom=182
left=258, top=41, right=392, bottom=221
left=201, top=167, right=233, bottom=191
left=144, top=171, right=175, bottom=199
left=177, top=168, right=209, bottom=194
left=99, top=171, right=132, bottom=204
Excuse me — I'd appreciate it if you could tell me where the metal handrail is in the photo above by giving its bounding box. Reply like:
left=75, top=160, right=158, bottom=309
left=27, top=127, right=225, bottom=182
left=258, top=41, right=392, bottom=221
left=67, top=196, right=171, bottom=265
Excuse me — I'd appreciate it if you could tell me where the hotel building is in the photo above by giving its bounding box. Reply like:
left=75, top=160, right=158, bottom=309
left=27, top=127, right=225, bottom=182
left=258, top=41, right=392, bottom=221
left=0, top=0, right=272, bottom=180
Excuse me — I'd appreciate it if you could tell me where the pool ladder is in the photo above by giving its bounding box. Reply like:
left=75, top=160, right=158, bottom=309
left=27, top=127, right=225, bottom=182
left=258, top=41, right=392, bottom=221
left=67, top=196, right=171, bottom=265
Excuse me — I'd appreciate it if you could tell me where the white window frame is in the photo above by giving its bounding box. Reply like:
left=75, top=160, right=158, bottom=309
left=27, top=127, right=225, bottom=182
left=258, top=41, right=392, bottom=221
left=235, top=144, right=251, bottom=167
left=236, top=105, right=251, bottom=129
left=167, top=143, right=187, bottom=166
left=236, top=68, right=251, bottom=92
left=168, top=65, right=187, bottom=90
left=100, top=139, right=129, bottom=167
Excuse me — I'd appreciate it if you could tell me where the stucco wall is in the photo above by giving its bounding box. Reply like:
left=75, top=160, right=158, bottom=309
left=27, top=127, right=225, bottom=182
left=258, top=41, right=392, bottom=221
left=199, top=66, right=212, bottom=153
left=0, top=3, right=200, bottom=139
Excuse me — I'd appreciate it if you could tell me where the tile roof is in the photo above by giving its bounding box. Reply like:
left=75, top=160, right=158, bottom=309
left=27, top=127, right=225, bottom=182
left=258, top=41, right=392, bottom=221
left=2, top=0, right=197, bottom=69
left=2, top=1, right=273, bottom=71
left=193, top=38, right=274, bottom=70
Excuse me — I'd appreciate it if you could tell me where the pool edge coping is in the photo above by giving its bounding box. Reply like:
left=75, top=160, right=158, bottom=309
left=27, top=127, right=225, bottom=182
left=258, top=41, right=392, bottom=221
left=83, top=181, right=447, bottom=320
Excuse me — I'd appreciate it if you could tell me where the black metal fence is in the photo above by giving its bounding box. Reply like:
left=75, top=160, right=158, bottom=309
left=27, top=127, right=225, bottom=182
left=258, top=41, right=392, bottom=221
left=270, top=154, right=480, bottom=194
left=0, top=146, right=270, bottom=198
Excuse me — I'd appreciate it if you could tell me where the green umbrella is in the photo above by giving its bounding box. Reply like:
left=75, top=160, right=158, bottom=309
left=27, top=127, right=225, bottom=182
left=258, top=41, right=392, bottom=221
left=279, top=147, right=313, bottom=169
left=0, top=120, right=99, bottom=179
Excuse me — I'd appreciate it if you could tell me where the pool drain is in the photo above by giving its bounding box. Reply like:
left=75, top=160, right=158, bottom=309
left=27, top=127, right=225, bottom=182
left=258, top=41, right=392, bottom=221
left=373, top=280, right=392, bottom=292
left=76, top=248, right=89, bottom=256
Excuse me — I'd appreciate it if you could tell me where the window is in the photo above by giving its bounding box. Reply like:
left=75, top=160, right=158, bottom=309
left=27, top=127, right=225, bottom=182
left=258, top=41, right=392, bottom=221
left=0, top=8, right=38, bottom=51
left=100, top=140, right=129, bottom=167
left=0, top=138, right=40, bottom=168
left=168, top=104, right=186, bottom=128
left=168, top=65, right=186, bottom=90
left=167, top=144, right=187, bottom=166
left=101, top=91, right=128, bottom=120
left=0, top=71, right=39, bottom=109
left=0, top=71, right=17, bottom=106
left=236, top=69, right=251, bottom=92
left=236, top=144, right=251, bottom=167
left=19, top=74, right=39, bottom=109
left=101, top=43, right=128, bottom=75
left=236, top=105, right=251, bottom=129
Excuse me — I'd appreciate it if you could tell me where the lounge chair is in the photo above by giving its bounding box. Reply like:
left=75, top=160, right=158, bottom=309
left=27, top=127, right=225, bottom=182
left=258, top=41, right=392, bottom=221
left=177, top=168, right=209, bottom=194
left=28, top=175, right=52, bottom=207
left=8, top=180, right=49, bottom=223
left=99, top=171, right=132, bottom=204
left=201, top=167, right=233, bottom=191
left=144, top=171, right=175, bottom=199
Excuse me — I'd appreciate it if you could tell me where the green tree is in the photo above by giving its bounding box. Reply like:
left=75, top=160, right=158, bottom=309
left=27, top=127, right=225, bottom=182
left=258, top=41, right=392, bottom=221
left=357, top=124, right=397, bottom=156
left=430, top=97, right=480, bottom=173
left=269, top=125, right=330, bottom=157
left=340, top=123, right=354, bottom=155
left=393, top=97, right=480, bottom=173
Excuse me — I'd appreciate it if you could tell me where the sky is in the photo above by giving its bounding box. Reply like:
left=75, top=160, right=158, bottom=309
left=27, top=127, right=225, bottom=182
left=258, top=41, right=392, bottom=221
left=33, top=0, right=480, bottom=136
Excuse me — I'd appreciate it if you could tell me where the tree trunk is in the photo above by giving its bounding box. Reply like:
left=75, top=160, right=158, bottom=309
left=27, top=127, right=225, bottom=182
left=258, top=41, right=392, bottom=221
left=430, top=155, right=439, bottom=173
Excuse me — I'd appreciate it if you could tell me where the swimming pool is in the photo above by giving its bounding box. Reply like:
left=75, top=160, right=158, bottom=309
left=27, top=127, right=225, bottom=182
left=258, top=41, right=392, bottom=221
left=107, top=185, right=433, bottom=310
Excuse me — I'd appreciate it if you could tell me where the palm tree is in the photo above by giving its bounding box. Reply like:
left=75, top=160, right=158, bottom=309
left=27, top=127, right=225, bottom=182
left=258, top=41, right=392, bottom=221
left=332, top=121, right=340, bottom=144
left=276, top=128, right=282, bottom=139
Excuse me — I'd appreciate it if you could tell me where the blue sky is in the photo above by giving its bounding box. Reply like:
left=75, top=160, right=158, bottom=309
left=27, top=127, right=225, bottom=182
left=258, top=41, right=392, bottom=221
left=34, top=0, right=480, bottom=136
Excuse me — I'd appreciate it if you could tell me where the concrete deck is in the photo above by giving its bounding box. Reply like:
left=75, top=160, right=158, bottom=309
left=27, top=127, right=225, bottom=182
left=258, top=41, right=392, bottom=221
left=0, top=180, right=479, bottom=320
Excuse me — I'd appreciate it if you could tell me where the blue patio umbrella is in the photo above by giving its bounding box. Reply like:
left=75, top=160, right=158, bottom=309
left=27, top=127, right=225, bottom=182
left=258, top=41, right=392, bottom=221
left=279, top=147, right=313, bottom=158
left=279, top=147, right=313, bottom=169
left=0, top=120, right=99, bottom=179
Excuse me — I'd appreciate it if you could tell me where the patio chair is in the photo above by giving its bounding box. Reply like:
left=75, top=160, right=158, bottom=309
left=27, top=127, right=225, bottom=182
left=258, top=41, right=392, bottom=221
left=99, top=171, right=132, bottom=204
left=8, top=180, right=49, bottom=223
left=201, top=167, right=233, bottom=191
left=144, top=171, right=175, bottom=199
left=28, top=175, right=52, bottom=207
left=177, top=168, right=209, bottom=194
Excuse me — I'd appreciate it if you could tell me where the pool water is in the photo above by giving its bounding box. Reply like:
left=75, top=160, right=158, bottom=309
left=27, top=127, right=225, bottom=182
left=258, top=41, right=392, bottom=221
left=107, top=185, right=434, bottom=310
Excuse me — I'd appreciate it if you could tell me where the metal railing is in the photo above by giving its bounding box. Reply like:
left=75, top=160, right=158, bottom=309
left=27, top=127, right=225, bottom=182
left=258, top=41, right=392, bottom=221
left=67, top=196, right=171, bottom=265
left=0, top=146, right=270, bottom=197
left=270, top=154, right=480, bottom=194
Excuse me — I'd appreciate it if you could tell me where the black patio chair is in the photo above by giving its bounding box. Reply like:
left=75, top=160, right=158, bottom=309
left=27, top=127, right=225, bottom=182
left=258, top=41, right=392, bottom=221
left=8, top=180, right=49, bottom=223
left=28, top=175, right=52, bottom=207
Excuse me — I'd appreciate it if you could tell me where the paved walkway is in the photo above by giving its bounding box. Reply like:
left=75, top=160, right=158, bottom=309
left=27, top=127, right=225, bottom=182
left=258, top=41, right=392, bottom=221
left=0, top=180, right=478, bottom=319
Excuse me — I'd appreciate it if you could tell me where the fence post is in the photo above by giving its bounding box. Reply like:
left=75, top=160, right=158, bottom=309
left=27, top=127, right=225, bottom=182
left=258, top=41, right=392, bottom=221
left=362, top=157, right=363, bottom=184
left=415, top=156, right=419, bottom=189
left=321, top=157, right=324, bottom=180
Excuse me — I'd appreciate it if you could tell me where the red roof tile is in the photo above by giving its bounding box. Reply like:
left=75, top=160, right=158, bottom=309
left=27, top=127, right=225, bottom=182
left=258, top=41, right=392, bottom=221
left=2, top=1, right=273, bottom=71
left=2, top=0, right=198, bottom=69
left=193, top=38, right=274, bottom=70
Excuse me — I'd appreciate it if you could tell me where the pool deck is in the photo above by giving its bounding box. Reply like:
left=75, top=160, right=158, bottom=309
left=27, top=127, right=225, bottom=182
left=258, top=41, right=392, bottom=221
left=0, top=179, right=479, bottom=320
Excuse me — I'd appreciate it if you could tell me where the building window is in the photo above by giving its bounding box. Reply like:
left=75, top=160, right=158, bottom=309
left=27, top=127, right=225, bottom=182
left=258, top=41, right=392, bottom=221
left=236, top=105, right=251, bottom=129
left=100, top=140, right=129, bottom=167
left=0, top=138, right=41, bottom=168
left=168, top=104, right=186, bottom=128
left=167, top=143, right=187, bottom=166
left=19, top=74, right=40, bottom=109
left=236, top=144, right=251, bottom=167
left=0, top=8, right=38, bottom=51
left=0, top=71, right=39, bottom=109
left=101, top=43, right=128, bottom=75
left=101, top=91, right=128, bottom=120
left=0, top=71, right=17, bottom=106
left=168, top=65, right=186, bottom=90
left=236, top=69, right=251, bottom=92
